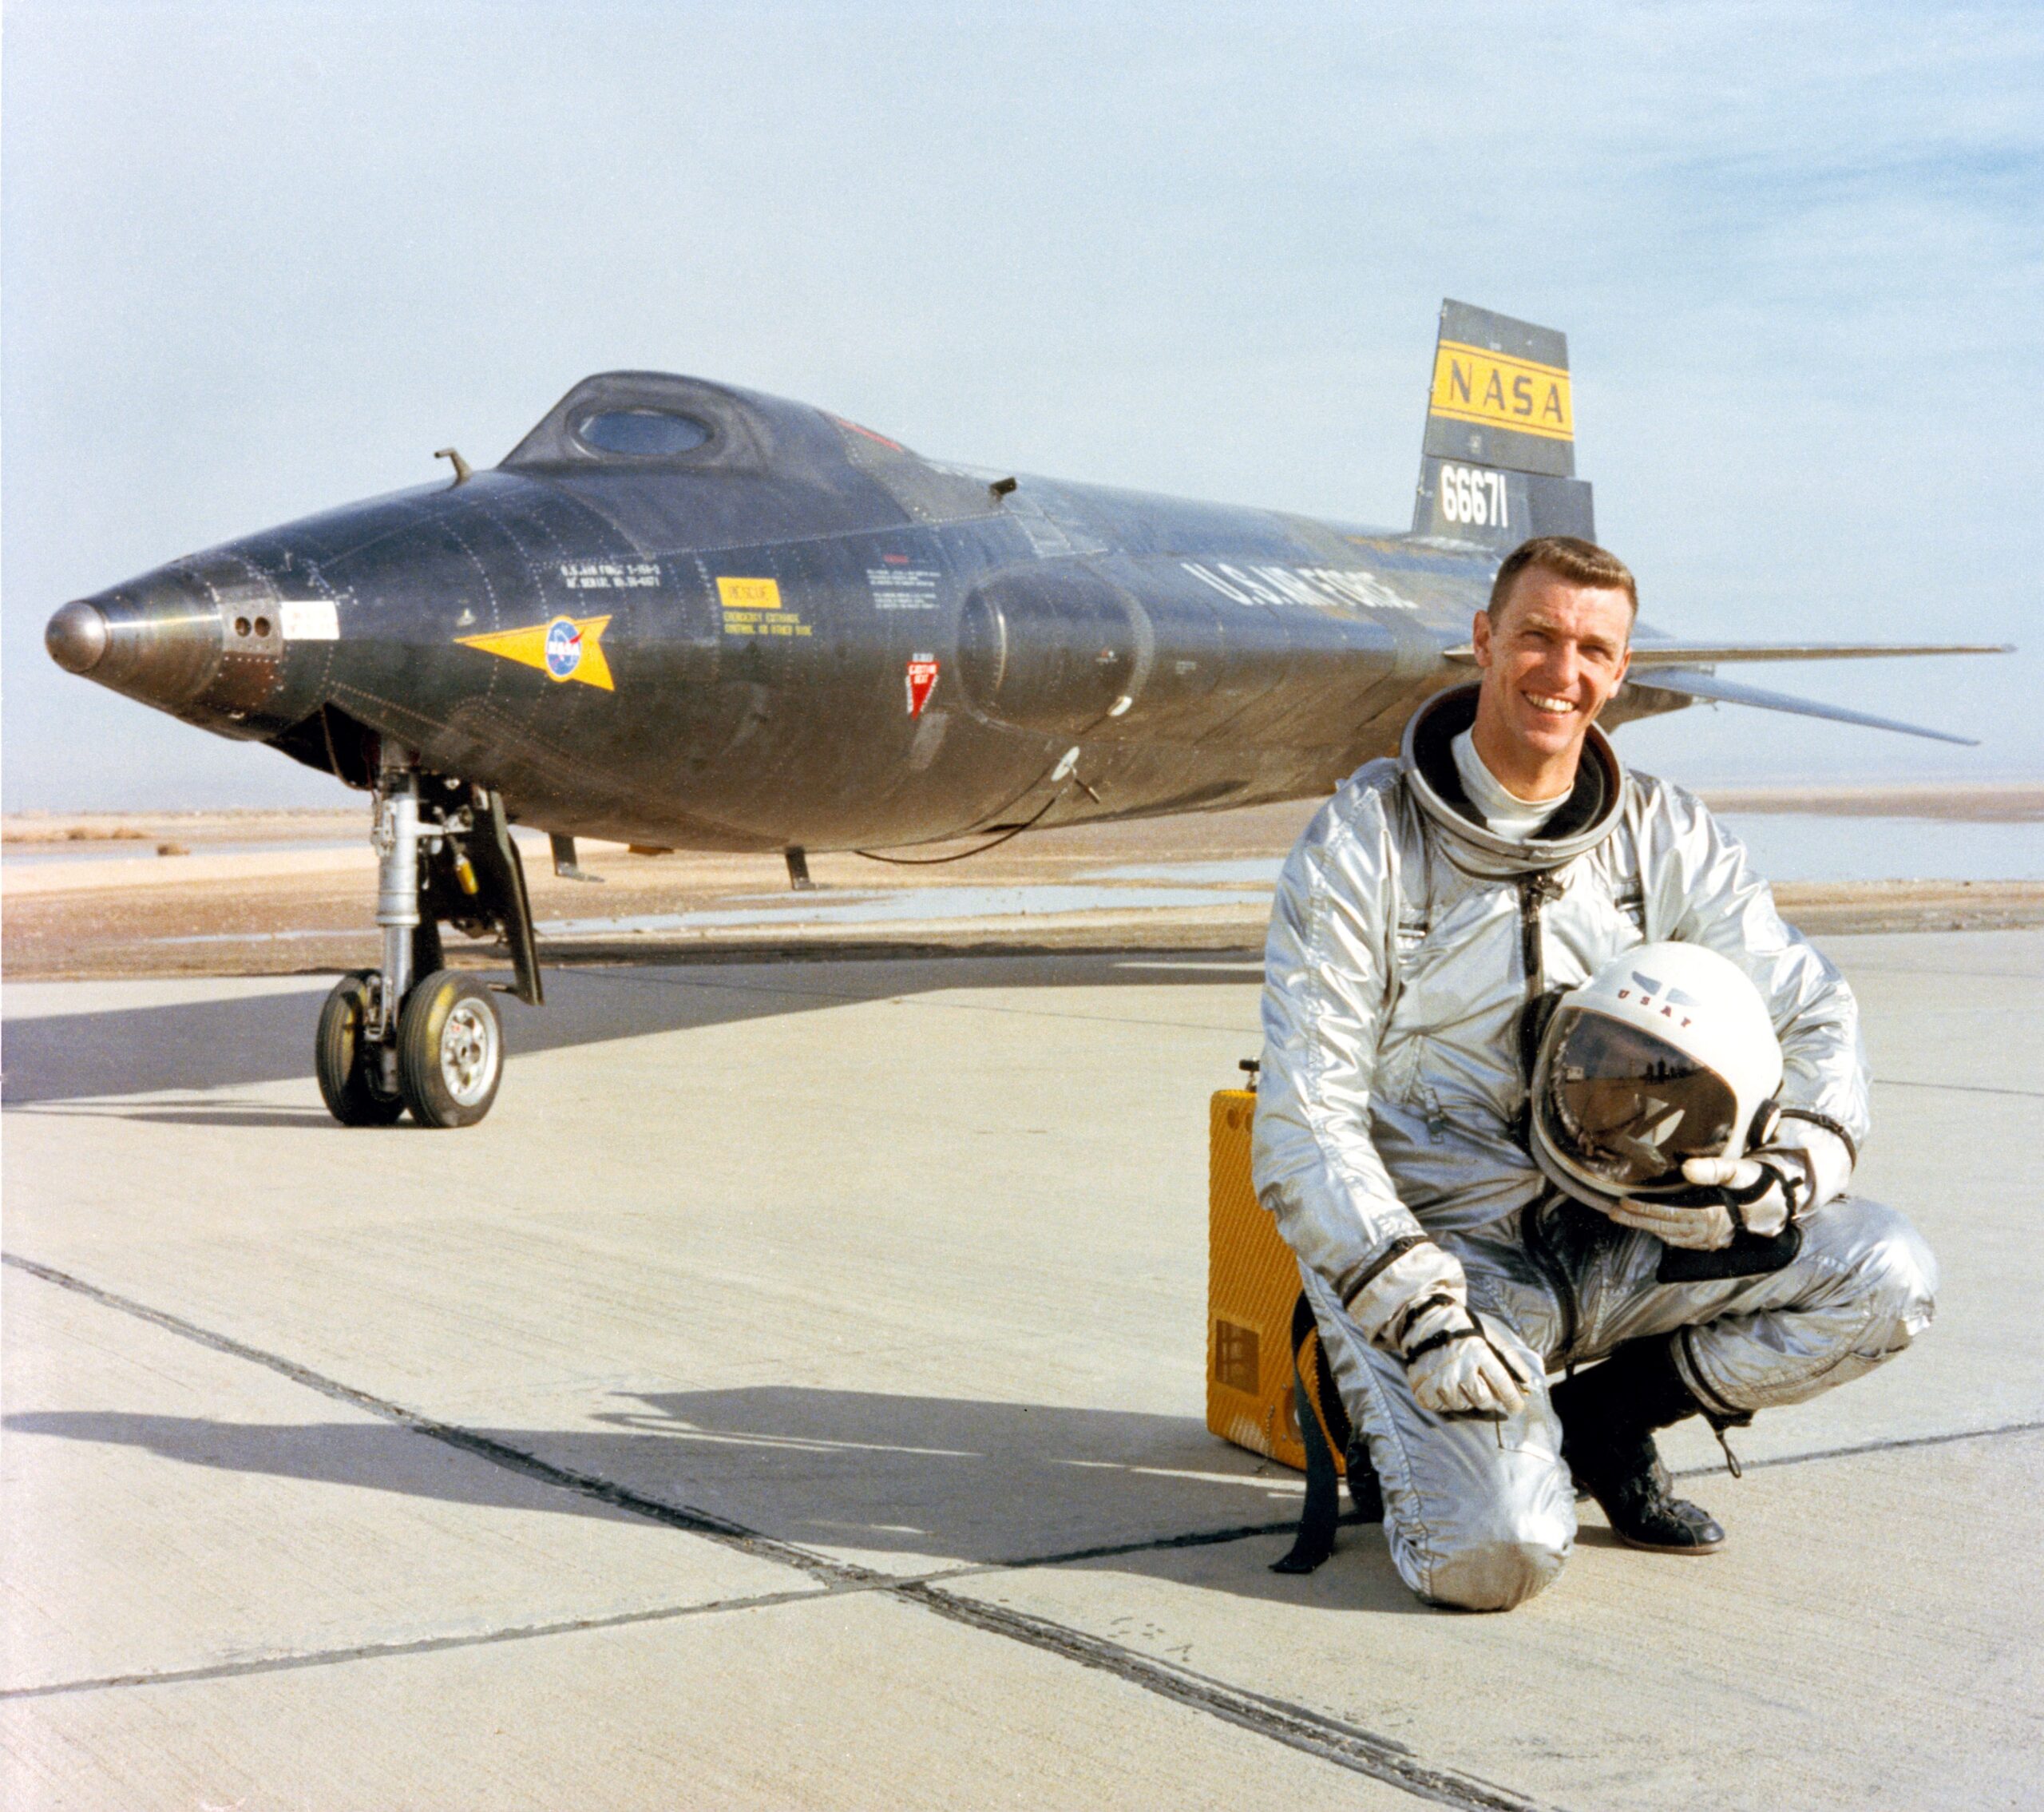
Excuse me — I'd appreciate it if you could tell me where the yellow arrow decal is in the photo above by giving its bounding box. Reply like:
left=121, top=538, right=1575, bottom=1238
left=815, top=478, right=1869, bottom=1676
left=457, top=614, right=614, bottom=690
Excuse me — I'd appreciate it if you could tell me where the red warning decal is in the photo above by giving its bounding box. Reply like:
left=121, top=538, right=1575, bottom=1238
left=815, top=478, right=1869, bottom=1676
left=905, top=654, right=941, bottom=716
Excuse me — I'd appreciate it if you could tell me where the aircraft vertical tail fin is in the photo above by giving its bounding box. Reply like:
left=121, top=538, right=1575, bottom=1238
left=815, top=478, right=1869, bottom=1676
left=1411, top=299, right=1596, bottom=549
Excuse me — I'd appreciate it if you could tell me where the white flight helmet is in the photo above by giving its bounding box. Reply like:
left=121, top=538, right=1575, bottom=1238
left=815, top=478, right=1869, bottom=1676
left=1530, top=941, right=1784, bottom=1213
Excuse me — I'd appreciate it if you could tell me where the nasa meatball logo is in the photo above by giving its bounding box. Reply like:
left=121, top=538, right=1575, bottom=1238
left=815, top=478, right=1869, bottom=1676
left=543, top=617, right=583, bottom=680
left=458, top=613, right=615, bottom=690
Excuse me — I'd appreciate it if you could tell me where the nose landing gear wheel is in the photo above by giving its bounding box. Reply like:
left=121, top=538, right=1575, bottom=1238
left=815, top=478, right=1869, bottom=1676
left=315, top=970, right=406, bottom=1126
left=396, top=969, right=504, bottom=1128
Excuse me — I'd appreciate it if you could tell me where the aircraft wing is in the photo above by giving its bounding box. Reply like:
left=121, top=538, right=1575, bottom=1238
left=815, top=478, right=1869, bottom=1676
left=1442, top=637, right=2008, bottom=743
left=1445, top=640, right=2010, bottom=668
left=1618, top=665, right=1978, bottom=745
left=1623, top=640, right=2011, bottom=667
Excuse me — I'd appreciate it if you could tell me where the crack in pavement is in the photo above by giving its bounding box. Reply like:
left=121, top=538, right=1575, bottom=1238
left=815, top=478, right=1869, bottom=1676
left=1670, top=1417, right=2044, bottom=1481
left=2, top=1252, right=854, bottom=1583
left=893, top=1582, right=1555, bottom=1812
left=0, top=1581, right=846, bottom=1703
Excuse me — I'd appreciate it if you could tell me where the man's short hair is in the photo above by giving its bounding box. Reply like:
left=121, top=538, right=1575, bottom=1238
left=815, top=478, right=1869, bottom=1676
left=1487, top=536, right=1638, bottom=623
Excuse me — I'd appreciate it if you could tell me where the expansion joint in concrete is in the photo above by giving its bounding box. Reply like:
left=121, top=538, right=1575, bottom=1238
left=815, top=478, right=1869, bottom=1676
left=5, top=1248, right=1555, bottom=1806
left=896, top=1580, right=1561, bottom=1812
left=0, top=1583, right=844, bottom=1703
left=1872, top=1076, right=2044, bottom=1100
left=56, top=1245, right=2025, bottom=1811
left=1670, top=1417, right=2044, bottom=1481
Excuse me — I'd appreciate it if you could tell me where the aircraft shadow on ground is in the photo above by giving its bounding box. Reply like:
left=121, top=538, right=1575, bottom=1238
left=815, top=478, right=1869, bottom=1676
left=3, top=1385, right=1414, bottom=1611
left=0, top=952, right=1261, bottom=1109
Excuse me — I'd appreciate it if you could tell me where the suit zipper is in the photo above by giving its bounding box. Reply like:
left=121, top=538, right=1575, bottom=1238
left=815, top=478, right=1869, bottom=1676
left=1523, top=1191, right=1579, bottom=1366
left=1514, top=868, right=1563, bottom=1092
left=1517, top=870, right=1561, bottom=1010
left=1515, top=869, right=1579, bottom=1368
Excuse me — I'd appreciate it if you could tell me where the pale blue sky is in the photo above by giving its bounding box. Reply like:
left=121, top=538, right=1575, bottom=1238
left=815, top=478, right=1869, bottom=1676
left=5, top=1, right=2040, bottom=808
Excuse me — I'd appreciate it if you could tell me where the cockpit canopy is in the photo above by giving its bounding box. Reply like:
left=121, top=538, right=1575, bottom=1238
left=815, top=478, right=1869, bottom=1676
left=498, top=371, right=1000, bottom=542
left=576, top=408, right=713, bottom=458
left=501, top=371, right=778, bottom=476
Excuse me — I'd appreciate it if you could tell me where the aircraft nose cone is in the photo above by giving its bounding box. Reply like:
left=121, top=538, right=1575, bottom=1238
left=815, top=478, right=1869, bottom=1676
left=50, top=569, right=228, bottom=710
left=46, top=600, right=111, bottom=674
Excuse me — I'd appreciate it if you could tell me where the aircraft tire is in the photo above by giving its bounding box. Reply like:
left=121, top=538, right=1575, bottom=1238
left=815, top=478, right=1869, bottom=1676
left=315, top=970, right=406, bottom=1127
left=396, top=969, right=504, bottom=1128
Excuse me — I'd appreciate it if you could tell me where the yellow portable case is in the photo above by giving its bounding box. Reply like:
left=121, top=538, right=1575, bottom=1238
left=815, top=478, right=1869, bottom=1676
left=1206, top=1088, right=1345, bottom=1476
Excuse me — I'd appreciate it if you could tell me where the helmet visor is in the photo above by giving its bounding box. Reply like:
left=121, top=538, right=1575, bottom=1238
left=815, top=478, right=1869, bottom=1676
left=1537, top=1007, right=1739, bottom=1190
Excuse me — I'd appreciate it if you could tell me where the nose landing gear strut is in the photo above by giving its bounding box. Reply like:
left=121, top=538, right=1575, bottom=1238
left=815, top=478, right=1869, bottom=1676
left=314, top=744, right=541, bottom=1128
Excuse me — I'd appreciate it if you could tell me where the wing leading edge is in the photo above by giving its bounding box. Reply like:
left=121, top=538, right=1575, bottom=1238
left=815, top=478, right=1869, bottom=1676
left=1627, top=643, right=2010, bottom=744
left=1624, top=640, right=2014, bottom=744
left=1618, top=666, right=1978, bottom=746
left=1443, top=639, right=2010, bottom=743
left=1623, top=640, right=2011, bottom=668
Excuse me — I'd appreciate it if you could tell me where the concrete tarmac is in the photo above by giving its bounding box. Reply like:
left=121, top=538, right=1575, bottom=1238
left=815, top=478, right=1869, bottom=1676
left=2, top=930, right=2040, bottom=1810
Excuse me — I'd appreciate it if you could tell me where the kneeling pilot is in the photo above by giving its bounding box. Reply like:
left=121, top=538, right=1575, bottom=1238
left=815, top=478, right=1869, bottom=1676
left=1251, top=536, right=1936, bottom=1611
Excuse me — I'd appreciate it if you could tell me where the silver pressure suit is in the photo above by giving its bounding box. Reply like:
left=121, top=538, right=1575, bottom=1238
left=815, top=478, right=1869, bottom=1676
left=1252, top=687, right=1935, bottom=1611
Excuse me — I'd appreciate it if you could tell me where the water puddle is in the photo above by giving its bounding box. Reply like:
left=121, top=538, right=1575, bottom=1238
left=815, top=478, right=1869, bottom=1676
left=1079, top=858, right=1288, bottom=885
left=50, top=813, right=2044, bottom=957
left=537, top=882, right=1270, bottom=937
left=1715, top=814, right=2043, bottom=882
left=153, top=928, right=366, bottom=946
left=2, top=838, right=362, bottom=868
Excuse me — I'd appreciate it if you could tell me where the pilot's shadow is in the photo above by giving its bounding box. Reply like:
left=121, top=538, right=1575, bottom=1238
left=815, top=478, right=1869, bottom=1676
left=7, top=1386, right=1414, bottom=1608
left=594, top=1386, right=1303, bottom=1563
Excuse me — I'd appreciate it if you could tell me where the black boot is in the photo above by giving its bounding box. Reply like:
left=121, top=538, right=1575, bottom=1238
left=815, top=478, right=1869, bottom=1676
left=1549, top=1338, right=1726, bottom=1555
left=1344, top=1437, right=1384, bottom=1524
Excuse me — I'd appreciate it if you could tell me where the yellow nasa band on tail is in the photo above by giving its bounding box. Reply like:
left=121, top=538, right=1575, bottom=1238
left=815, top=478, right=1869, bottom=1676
left=1429, top=339, right=1573, bottom=441
left=456, top=614, right=616, bottom=689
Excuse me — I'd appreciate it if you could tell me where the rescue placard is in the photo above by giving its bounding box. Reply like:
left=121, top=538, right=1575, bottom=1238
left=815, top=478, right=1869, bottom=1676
left=717, top=576, right=781, bottom=612
left=717, top=575, right=811, bottom=639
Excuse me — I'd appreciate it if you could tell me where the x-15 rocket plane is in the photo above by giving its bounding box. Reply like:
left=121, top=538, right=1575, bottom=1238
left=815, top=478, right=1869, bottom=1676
left=46, top=300, right=2006, bottom=1128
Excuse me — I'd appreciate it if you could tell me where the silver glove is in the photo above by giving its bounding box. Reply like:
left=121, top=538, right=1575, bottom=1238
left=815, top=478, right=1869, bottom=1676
left=1400, top=1298, right=1532, bottom=1419
left=1607, top=1152, right=1808, bottom=1251
left=1343, top=1239, right=1530, bottom=1418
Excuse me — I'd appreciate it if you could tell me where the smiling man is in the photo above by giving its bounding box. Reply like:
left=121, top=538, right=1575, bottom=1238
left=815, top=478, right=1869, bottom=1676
left=1466, top=544, right=1632, bottom=803
left=1251, top=536, right=1936, bottom=1611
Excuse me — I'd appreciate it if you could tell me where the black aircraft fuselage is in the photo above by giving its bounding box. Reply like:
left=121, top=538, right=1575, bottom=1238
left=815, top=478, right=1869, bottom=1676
left=51, top=369, right=1515, bottom=854
left=47, top=302, right=1999, bottom=1126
